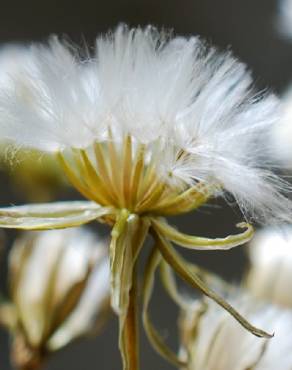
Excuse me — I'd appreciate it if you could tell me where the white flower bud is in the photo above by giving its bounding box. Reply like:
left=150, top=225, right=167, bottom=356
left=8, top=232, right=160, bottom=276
left=5, top=227, right=110, bottom=369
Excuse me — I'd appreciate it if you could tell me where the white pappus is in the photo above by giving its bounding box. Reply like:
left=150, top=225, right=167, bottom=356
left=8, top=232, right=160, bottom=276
left=0, top=25, right=290, bottom=223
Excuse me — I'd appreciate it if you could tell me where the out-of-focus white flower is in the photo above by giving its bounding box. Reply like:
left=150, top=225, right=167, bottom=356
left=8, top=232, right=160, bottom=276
left=2, top=227, right=110, bottom=369
left=0, top=147, right=68, bottom=202
left=246, top=226, right=292, bottom=308
left=0, top=44, right=67, bottom=202
left=180, top=295, right=292, bottom=370
left=276, top=0, right=292, bottom=39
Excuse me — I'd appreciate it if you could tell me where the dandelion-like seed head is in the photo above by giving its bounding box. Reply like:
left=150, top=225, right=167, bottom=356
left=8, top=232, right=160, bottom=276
left=0, top=25, right=289, bottom=222
left=0, top=25, right=290, bottom=370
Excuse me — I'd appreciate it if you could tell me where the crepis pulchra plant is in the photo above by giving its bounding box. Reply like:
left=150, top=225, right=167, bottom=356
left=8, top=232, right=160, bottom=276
left=0, top=25, right=290, bottom=369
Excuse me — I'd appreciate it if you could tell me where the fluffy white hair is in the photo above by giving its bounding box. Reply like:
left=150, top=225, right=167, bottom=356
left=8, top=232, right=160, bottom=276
left=182, top=296, right=292, bottom=370
left=0, top=25, right=290, bottom=222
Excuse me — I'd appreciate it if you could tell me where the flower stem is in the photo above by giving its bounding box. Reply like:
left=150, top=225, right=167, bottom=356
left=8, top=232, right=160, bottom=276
left=11, top=336, right=46, bottom=370
left=121, top=264, right=139, bottom=370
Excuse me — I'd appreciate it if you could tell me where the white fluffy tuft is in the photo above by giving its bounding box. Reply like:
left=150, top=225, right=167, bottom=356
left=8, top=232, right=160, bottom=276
left=0, top=25, right=290, bottom=222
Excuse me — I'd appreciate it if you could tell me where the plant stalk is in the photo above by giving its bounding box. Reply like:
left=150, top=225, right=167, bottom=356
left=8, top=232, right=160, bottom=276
left=121, top=264, right=139, bottom=370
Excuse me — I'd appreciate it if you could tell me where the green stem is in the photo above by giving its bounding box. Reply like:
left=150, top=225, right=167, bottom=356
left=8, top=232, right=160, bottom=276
left=111, top=213, right=149, bottom=370
left=121, top=264, right=139, bottom=370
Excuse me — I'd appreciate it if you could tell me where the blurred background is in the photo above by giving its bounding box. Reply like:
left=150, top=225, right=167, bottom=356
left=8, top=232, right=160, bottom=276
left=0, top=0, right=291, bottom=368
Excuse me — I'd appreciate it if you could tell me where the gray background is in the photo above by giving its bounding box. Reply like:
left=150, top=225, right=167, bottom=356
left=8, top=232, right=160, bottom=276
left=0, top=0, right=291, bottom=369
